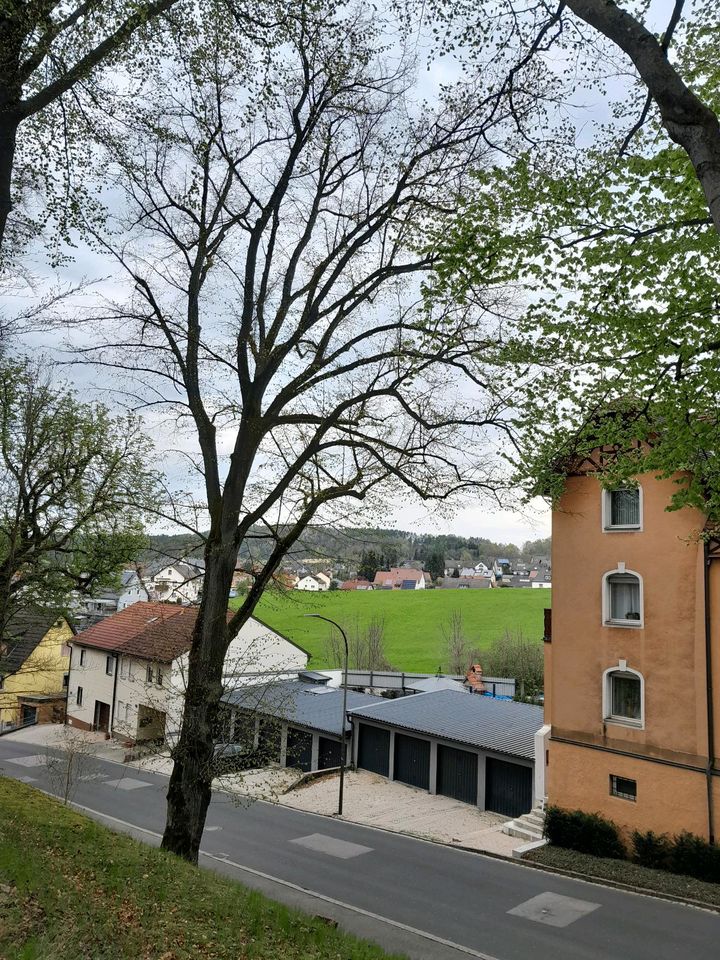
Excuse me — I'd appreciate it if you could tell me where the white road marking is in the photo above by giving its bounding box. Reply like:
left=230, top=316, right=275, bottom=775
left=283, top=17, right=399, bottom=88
left=290, top=832, right=372, bottom=859
left=103, top=777, right=153, bottom=791
left=49, top=797, right=501, bottom=960
left=5, top=755, right=46, bottom=767
left=508, top=892, right=601, bottom=927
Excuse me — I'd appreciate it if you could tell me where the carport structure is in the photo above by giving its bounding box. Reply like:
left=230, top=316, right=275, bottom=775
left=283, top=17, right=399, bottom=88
left=223, top=675, right=382, bottom=773
left=349, top=689, right=543, bottom=818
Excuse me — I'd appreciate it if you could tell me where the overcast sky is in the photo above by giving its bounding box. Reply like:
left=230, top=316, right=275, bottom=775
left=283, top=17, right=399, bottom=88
left=5, top=1, right=670, bottom=549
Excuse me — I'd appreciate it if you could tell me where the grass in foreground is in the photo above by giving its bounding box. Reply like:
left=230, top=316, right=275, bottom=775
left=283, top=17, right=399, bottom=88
left=0, top=779, right=402, bottom=960
left=245, top=588, right=550, bottom=671
left=526, top=844, right=720, bottom=908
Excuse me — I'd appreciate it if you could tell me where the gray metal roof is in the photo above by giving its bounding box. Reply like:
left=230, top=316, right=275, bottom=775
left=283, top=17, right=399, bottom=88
left=224, top=680, right=382, bottom=737
left=349, top=689, right=543, bottom=760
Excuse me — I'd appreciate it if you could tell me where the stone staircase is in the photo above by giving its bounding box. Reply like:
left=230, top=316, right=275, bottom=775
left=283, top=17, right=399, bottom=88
left=502, top=803, right=546, bottom=842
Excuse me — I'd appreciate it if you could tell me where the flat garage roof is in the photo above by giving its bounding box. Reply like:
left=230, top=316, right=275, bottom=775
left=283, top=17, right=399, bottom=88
left=349, top=689, right=543, bottom=760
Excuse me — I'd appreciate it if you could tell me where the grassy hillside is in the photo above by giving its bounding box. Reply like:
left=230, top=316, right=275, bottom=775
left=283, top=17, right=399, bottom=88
left=243, top=588, right=551, bottom=672
left=0, top=779, right=400, bottom=960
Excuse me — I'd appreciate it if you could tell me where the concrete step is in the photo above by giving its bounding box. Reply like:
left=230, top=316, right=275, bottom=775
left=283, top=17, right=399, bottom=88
left=521, top=814, right=545, bottom=828
left=502, top=821, right=544, bottom=841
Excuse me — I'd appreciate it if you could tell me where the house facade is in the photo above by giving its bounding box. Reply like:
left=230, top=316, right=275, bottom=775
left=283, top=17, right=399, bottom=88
left=546, top=463, right=720, bottom=841
left=373, top=567, right=430, bottom=590
left=0, top=612, right=73, bottom=729
left=66, top=602, right=309, bottom=743
left=117, top=561, right=203, bottom=611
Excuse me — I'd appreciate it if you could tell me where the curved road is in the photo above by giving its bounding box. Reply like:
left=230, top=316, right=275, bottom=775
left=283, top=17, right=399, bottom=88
left=0, top=737, right=717, bottom=960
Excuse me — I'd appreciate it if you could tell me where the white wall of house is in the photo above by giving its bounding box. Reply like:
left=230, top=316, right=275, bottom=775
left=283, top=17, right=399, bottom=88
left=118, top=579, right=150, bottom=610
left=295, top=576, right=320, bottom=591
left=151, top=566, right=201, bottom=604
left=66, top=646, right=118, bottom=730
left=68, top=618, right=307, bottom=742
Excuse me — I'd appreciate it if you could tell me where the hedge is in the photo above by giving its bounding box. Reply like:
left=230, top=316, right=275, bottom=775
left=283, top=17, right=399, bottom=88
left=544, top=806, right=626, bottom=859
left=632, top=829, right=720, bottom=883
left=544, top=805, right=720, bottom=884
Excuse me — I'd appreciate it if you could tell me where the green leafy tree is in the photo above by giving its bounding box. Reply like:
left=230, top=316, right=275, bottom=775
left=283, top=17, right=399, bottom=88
left=426, top=550, right=445, bottom=581
left=0, top=360, right=157, bottom=668
left=358, top=551, right=382, bottom=583
left=0, top=0, right=184, bottom=254
left=431, top=2, right=720, bottom=514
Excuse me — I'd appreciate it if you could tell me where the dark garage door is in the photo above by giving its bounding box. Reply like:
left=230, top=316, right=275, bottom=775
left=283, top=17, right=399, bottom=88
left=437, top=745, right=478, bottom=805
left=394, top=733, right=430, bottom=790
left=318, top=736, right=343, bottom=769
left=286, top=727, right=313, bottom=772
left=357, top=724, right=390, bottom=777
left=485, top=757, right=532, bottom=818
left=257, top=719, right=282, bottom=763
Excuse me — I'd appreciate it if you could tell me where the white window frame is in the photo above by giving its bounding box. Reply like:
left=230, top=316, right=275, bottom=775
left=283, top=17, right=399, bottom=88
left=602, top=486, right=643, bottom=532
left=602, top=660, right=645, bottom=729
left=602, top=564, right=644, bottom=628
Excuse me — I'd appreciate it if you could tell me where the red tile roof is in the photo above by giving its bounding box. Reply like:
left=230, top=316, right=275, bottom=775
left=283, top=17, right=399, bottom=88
left=72, top=602, right=208, bottom=663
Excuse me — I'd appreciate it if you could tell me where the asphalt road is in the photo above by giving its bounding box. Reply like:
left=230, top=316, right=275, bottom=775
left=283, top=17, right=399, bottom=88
left=1, top=736, right=718, bottom=960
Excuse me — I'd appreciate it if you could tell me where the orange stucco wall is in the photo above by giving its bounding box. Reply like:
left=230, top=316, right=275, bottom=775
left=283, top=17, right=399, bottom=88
left=547, top=471, right=720, bottom=839
left=548, top=739, right=720, bottom=840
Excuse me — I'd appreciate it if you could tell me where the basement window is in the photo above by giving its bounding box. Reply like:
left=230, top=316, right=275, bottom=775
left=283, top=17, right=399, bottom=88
left=610, top=775, right=637, bottom=802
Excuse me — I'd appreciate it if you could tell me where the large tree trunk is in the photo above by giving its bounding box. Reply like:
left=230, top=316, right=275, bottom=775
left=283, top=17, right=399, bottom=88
left=565, top=0, right=720, bottom=235
left=160, top=540, right=238, bottom=863
left=0, top=114, right=18, bottom=252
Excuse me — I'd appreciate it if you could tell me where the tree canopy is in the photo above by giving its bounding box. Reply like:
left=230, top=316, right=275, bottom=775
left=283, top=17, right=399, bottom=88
left=0, top=360, right=157, bottom=657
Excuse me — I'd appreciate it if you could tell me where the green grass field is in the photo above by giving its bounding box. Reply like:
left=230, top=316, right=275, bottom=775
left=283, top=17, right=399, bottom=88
left=241, top=588, right=551, bottom=672
left=0, top=780, right=399, bottom=960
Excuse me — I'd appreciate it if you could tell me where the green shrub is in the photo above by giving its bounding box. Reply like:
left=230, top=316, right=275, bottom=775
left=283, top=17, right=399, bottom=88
left=544, top=806, right=626, bottom=859
left=631, top=830, right=673, bottom=870
left=670, top=832, right=720, bottom=883
left=632, top=829, right=720, bottom=883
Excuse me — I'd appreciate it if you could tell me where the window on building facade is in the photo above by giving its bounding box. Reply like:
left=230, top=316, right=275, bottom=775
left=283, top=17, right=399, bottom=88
left=604, top=669, right=643, bottom=726
left=62, top=672, right=69, bottom=689
left=603, top=488, right=642, bottom=530
left=146, top=664, right=154, bottom=683
left=156, top=667, right=163, bottom=687
left=77, top=686, right=84, bottom=706
left=79, top=648, right=86, bottom=666
left=105, top=656, right=114, bottom=676
left=610, top=775, right=637, bottom=801
left=604, top=571, right=642, bottom=626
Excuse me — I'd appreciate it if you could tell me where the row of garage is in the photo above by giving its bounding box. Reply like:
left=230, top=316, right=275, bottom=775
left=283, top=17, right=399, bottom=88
left=350, top=688, right=542, bottom=818
left=355, top=722, right=533, bottom=817
left=224, top=675, right=543, bottom=819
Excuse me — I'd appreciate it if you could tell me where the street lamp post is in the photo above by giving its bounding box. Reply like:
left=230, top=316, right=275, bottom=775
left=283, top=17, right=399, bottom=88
left=304, top=613, right=349, bottom=816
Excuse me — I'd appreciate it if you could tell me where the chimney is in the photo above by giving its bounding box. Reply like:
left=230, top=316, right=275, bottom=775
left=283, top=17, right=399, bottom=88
left=465, top=663, right=485, bottom=694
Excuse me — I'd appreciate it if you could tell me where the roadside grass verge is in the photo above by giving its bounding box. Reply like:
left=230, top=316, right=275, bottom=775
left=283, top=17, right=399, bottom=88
left=526, top=844, right=720, bottom=908
left=0, top=778, right=402, bottom=960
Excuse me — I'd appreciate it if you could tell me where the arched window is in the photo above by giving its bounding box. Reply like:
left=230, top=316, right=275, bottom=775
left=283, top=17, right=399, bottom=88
left=603, top=662, right=644, bottom=728
left=602, top=566, right=643, bottom=627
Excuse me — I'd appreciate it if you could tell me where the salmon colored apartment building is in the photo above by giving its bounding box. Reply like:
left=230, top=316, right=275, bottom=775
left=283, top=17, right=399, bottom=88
left=545, top=448, right=720, bottom=842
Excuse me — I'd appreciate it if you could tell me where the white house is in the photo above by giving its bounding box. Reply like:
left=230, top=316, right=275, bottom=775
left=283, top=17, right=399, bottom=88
left=295, top=575, right=324, bottom=592
left=66, top=602, right=309, bottom=743
left=117, top=560, right=204, bottom=610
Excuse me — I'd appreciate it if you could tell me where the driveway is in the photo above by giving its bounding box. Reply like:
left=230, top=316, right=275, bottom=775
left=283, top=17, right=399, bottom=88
left=281, top=769, right=517, bottom=856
